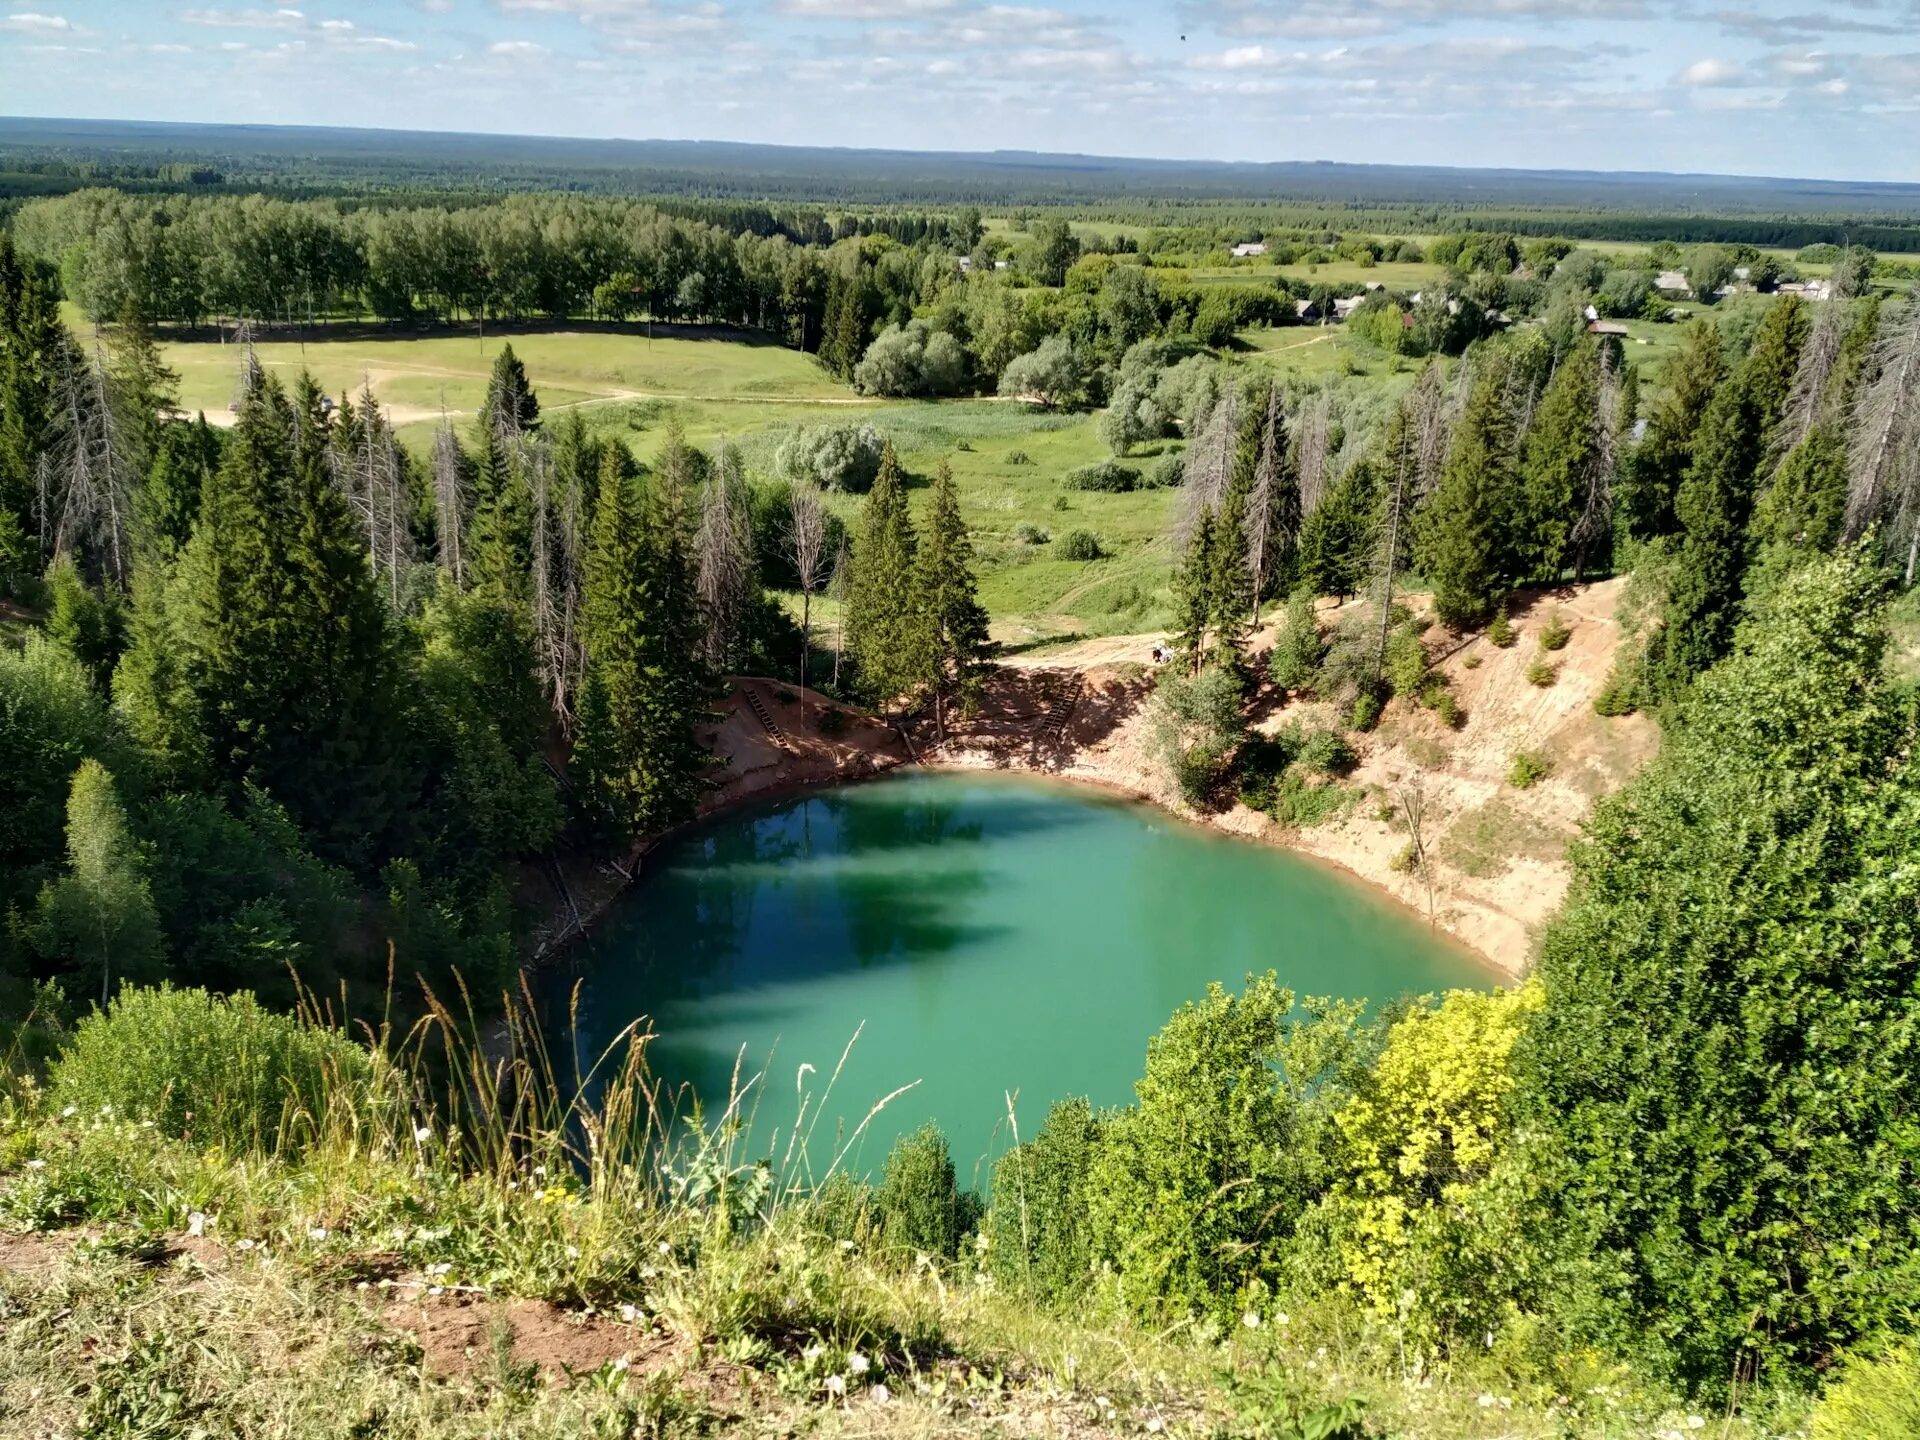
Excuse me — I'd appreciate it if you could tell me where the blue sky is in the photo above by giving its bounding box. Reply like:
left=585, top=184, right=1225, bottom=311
left=2, top=1, right=1918, bottom=181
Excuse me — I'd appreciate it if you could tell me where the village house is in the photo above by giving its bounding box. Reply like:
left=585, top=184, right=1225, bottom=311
left=1230, top=241, right=1267, bottom=258
left=1655, top=269, right=1692, bottom=296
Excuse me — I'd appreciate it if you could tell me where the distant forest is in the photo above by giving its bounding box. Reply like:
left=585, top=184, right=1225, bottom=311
left=5, top=116, right=1920, bottom=251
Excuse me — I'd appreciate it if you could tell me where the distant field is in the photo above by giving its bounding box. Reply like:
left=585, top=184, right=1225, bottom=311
left=136, top=317, right=1173, bottom=643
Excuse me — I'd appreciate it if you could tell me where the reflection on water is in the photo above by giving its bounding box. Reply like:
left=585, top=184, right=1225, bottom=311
left=542, top=770, right=1490, bottom=1183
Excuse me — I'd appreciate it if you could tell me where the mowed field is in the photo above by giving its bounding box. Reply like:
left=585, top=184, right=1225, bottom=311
left=145, top=318, right=1174, bottom=645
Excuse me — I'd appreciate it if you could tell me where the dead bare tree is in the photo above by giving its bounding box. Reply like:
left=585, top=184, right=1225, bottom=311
left=1369, top=408, right=1415, bottom=688
left=788, top=478, right=828, bottom=705
left=1244, top=383, right=1293, bottom=627
left=341, top=382, right=413, bottom=610
left=1409, top=361, right=1453, bottom=503
left=1177, top=386, right=1240, bottom=546
left=1569, top=347, right=1622, bottom=581
left=49, top=339, right=137, bottom=587
left=231, top=317, right=262, bottom=408
left=1294, top=389, right=1335, bottom=520
left=1777, top=294, right=1852, bottom=461
left=695, top=445, right=754, bottom=672
left=1845, top=298, right=1920, bottom=578
left=431, top=410, right=471, bottom=586
left=1394, top=778, right=1436, bottom=925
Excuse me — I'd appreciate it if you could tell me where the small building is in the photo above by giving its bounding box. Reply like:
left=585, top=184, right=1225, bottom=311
left=1583, top=303, right=1600, bottom=321
left=957, top=256, right=972, bottom=274
left=1779, top=278, right=1833, bottom=301
left=1294, top=298, right=1321, bottom=322
left=1230, top=241, right=1268, bottom=258
left=1656, top=269, right=1692, bottom=295
left=1587, top=320, right=1630, bottom=336
left=1331, top=295, right=1363, bottom=322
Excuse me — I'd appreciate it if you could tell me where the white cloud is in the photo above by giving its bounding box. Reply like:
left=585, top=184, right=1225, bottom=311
left=2, top=10, right=73, bottom=30
left=489, top=38, right=549, bottom=54
left=778, top=0, right=957, bottom=17
left=1678, top=56, right=1745, bottom=86
left=180, top=7, right=308, bottom=27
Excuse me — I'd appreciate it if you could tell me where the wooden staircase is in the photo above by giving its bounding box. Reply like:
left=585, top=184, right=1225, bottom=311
left=741, top=684, right=794, bottom=753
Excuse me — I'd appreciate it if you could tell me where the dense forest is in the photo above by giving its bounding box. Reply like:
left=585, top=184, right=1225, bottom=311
left=5, top=148, right=1920, bottom=1436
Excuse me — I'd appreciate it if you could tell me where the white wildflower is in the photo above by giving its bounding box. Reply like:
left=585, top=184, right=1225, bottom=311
left=24, top=1158, right=45, bottom=1170
left=1241, top=1310, right=1260, bottom=1329
left=824, top=1374, right=847, bottom=1398
left=803, top=1345, right=825, bottom=1364
left=236, top=1239, right=256, bottom=1252
left=1274, top=1311, right=1290, bottom=1327
left=657, top=1240, right=672, bottom=1256
left=307, top=1227, right=329, bottom=1242
left=565, top=1245, right=580, bottom=1260
left=60, top=1106, right=76, bottom=1118
left=1477, top=1394, right=1497, bottom=1409
left=839, top=1239, right=855, bottom=1252
left=1147, top=1416, right=1166, bottom=1433
left=186, top=1212, right=207, bottom=1238
left=413, top=1126, right=432, bottom=1144
left=617, top=1304, right=639, bottom=1323
left=870, top=1383, right=891, bottom=1405
left=847, top=1351, right=871, bottom=1376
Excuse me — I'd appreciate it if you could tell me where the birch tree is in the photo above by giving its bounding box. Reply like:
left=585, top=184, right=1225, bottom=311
left=787, top=476, right=827, bottom=695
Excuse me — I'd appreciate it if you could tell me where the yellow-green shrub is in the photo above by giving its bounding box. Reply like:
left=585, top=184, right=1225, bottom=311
left=1319, top=982, right=1541, bottom=1342
left=1812, top=1342, right=1920, bottom=1440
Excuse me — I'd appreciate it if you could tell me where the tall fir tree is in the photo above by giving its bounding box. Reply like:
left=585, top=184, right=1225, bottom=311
left=1647, top=372, right=1764, bottom=700
left=0, top=231, right=64, bottom=592
left=1619, top=320, right=1722, bottom=542
left=844, top=440, right=923, bottom=707
left=1516, top=341, right=1601, bottom=584
left=1207, top=483, right=1253, bottom=666
left=1416, top=369, right=1517, bottom=628
left=1171, top=505, right=1217, bottom=675
left=1298, top=460, right=1376, bottom=604
left=911, top=463, right=989, bottom=736
left=575, top=446, right=709, bottom=841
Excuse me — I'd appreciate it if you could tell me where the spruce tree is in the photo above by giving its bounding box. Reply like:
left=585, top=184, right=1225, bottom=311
left=1739, top=293, right=1809, bottom=444
left=0, top=232, right=63, bottom=591
left=576, top=447, right=707, bottom=840
left=1299, top=460, right=1376, bottom=605
left=1516, top=342, right=1601, bottom=584
left=1416, top=370, right=1516, bottom=628
left=1750, top=425, right=1849, bottom=558
left=1647, top=373, right=1763, bottom=699
left=180, top=377, right=412, bottom=866
left=911, top=463, right=989, bottom=736
left=106, top=296, right=179, bottom=472
left=1171, top=506, right=1216, bottom=674
left=844, top=440, right=922, bottom=707
left=140, top=417, right=221, bottom=562
left=474, top=343, right=540, bottom=508
left=1619, top=320, right=1721, bottom=541
left=1207, top=483, right=1253, bottom=666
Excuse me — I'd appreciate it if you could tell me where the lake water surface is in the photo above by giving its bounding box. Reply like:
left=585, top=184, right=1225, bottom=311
left=546, top=769, right=1492, bottom=1183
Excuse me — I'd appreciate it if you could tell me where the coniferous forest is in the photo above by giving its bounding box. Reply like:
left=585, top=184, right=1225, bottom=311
left=4, top=143, right=1920, bottom=1438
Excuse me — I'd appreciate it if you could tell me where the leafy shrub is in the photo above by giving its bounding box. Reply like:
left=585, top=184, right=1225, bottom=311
left=875, top=1122, right=969, bottom=1261
left=1064, top=460, right=1140, bottom=493
left=1592, top=647, right=1644, bottom=716
left=1811, top=1342, right=1920, bottom=1440
left=1349, top=689, right=1383, bottom=732
left=1086, top=974, right=1321, bottom=1317
left=775, top=423, right=886, bottom=494
left=1299, top=729, right=1356, bottom=777
left=1525, top=658, right=1558, bottom=687
left=1507, top=749, right=1552, bottom=788
left=807, top=1170, right=875, bottom=1246
left=1389, top=842, right=1419, bottom=874
left=1314, top=984, right=1544, bottom=1350
left=1150, top=666, right=1246, bottom=806
left=1145, top=451, right=1187, bottom=489
left=1266, top=771, right=1351, bottom=829
left=1538, top=610, right=1572, bottom=651
left=1385, top=627, right=1428, bottom=699
left=1488, top=606, right=1517, bottom=648
left=1431, top=690, right=1463, bottom=729
left=1059, top=529, right=1103, bottom=561
left=1462, top=652, right=1483, bottom=670
left=816, top=706, right=847, bottom=736
left=1004, top=449, right=1034, bottom=466
left=987, top=1097, right=1103, bottom=1302
left=1269, top=590, right=1326, bottom=695
left=49, top=985, right=383, bottom=1155
left=1012, top=522, right=1051, bottom=546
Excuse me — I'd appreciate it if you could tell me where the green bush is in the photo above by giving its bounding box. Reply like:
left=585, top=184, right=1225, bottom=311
left=1507, top=750, right=1552, bottom=788
left=987, top=1097, right=1103, bottom=1302
left=1432, top=690, right=1464, bottom=729
left=1086, top=974, right=1320, bottom=1317
left=1266, top=770, right=1350, bottom=829
left=1812, top=1342, right=1920, bottom=1440
left=1539, top=611, right=1572, bottom=651
left=1269, top=590, right=1326, bottom=695
left=1525, top=657, right=1558, bottom=687
left=1004, top=449, right=1034, bottom=466
left=1299, top=729, right=1356, bottom=778
left=875, top=1122, right=969, bottom=1261
left=1012, top=522, right=1051, bottom=546
left=1349, top=689, right=1383, bottom=732
left=1145, top=451, right=1186, bottom=489
left=49, top=985, right=384, bottom=1155
left=816, top=706, right=848, bottom=735
left=1059, top=529, right=1103, bottom=561
left=1064, top=459, right=1140, bottom=493
left=1488, top=607, right=1517, bottom=648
